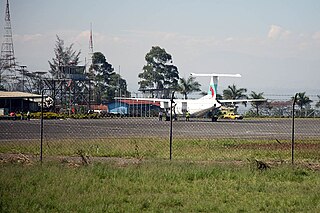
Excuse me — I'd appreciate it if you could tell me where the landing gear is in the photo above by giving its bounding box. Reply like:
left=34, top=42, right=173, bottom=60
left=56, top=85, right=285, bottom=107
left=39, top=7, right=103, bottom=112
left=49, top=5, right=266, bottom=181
left=211, top=116, right=218, bottom=122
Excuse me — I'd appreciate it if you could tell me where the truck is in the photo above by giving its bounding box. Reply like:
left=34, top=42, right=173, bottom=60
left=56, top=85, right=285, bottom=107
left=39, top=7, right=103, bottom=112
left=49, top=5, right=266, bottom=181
left=220, top=106, right=243, bottom=120
left=222, top=112, right=243, bottom=120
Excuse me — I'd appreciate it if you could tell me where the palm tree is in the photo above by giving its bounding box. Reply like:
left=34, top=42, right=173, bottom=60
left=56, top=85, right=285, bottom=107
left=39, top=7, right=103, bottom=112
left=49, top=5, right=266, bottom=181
left=292, top=92, right=313, bottom=117
left=223, top=84, right=248, bottom=107
left=250, top=91, right=265, bottom=116
left=178, top=76, right=201, bottom=99
left=223, top=84, right=248, bottom=99
left=216, top=94, right=223, bottom=100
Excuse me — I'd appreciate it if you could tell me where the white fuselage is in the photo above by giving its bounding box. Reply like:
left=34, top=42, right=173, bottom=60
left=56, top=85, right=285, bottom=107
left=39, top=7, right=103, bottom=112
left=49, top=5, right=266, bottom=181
left=115, top=73, right=266, bottom=118
left=160, top=95, right=221, bottom=117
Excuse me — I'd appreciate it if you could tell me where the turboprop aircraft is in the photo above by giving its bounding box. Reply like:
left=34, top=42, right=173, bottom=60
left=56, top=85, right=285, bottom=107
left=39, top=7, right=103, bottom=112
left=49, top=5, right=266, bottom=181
left=116, top=73, right=266, bottom=117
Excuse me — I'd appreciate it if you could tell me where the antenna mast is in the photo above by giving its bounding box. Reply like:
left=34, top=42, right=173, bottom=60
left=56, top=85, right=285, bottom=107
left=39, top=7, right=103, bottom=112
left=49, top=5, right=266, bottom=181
left=87, top=22, right=94, bottom=73
left=89, top=23, right=94, bottom=54
left=0, top=0, right=17, bottom=90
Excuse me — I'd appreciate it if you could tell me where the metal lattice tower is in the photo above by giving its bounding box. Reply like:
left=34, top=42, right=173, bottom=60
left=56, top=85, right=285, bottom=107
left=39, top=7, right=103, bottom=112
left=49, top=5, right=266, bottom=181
left=0, top=0, right=17, bottom=90
left=89, top=23, right=94, bottom=55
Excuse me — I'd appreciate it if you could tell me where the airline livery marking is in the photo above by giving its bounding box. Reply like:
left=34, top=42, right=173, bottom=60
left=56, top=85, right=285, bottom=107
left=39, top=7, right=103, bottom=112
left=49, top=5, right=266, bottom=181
left=210, top=86, right=215, bottom=97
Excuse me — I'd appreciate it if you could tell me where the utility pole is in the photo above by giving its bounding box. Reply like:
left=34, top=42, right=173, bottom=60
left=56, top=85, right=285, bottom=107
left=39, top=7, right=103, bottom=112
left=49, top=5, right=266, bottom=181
left=292, top=93, right=298, bottom=165
left=0, top=0, right=17, bottom=90
left=88, top=23, right=94, bottom=111
left=19, top=65, right=27, bottom=92
left=118, top=65, right=121, bottom=113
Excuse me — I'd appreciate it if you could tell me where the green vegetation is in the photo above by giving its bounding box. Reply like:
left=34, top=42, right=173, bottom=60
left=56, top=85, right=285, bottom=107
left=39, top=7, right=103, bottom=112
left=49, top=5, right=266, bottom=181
left=48, top=35, right=81, bottom=78
left=138, top=46, right=179, bottom=98
left=89, top=52, right=129, bottom=102
left=250, top=91, right=265, bottom=116
left=1, top=138, right=319, bottom=164
left=14, top=112, right=101, bottom=120
left=1, top=161, right=320, bottom=212
left=178, top=76, right=201, bottom=99
left=223, top=84, right=248, bottom=108
left=1, top=135, right=319, bottom=211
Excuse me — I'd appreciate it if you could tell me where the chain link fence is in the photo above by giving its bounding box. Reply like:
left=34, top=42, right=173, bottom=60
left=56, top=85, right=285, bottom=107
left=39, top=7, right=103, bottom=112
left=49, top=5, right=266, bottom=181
left=1, top=100, right=320, bottom=168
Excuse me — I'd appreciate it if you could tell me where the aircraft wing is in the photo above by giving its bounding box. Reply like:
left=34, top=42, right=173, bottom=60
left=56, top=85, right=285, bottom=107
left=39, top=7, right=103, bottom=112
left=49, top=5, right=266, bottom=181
left=218, top=99, right=267, bottom=103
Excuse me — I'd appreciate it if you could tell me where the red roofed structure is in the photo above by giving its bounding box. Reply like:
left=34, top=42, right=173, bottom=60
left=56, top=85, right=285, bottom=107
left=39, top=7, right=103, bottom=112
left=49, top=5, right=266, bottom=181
left=119, top=99, right=160, bottom=106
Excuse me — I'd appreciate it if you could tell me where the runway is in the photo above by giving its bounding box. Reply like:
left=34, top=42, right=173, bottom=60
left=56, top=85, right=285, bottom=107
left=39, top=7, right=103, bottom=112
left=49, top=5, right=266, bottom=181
left=0, top=117, right=319, bottom=141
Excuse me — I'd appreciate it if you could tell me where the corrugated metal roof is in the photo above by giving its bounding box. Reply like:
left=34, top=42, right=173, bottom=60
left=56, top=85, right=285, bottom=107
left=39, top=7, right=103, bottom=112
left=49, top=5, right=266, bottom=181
left=91, top=104, right=108, bottom=110
left=0, top=91, right=42, bottom=99
left=119, top=99, right=160, bottom=106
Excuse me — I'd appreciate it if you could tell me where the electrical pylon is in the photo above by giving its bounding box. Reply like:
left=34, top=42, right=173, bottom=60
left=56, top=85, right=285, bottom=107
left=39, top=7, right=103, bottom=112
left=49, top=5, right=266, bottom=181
left=0, top=0, right=17, bottom=90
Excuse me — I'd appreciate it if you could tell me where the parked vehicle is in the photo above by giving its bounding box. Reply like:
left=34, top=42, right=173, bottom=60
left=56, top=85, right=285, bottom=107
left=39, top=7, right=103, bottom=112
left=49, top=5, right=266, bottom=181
left=222, top=112, right=243, bottom=120
left=219, top=106, right=243, bottom=120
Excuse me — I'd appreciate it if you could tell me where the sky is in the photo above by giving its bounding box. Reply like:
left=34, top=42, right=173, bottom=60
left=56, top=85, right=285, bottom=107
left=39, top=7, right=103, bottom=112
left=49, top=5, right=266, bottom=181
left=1, top=0, right=320, bottom=100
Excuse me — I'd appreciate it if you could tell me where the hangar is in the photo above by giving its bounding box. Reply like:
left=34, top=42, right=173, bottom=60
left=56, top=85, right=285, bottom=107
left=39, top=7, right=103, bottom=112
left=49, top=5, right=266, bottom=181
left=0, top=91, right=42, bottom=115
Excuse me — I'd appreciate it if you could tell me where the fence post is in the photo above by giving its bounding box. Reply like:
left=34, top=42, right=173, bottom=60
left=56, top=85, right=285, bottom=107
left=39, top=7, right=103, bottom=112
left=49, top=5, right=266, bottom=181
left=291, top=93, right=298, bottom=165
left=40, top=89, right=44, bottom=163
left=169, top=91, right=175, bottom=160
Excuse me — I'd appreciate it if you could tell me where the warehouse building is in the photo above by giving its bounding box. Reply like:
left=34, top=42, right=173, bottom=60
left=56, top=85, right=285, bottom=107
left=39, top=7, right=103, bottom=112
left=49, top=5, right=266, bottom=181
left=0, top=91, right=42, bottom=115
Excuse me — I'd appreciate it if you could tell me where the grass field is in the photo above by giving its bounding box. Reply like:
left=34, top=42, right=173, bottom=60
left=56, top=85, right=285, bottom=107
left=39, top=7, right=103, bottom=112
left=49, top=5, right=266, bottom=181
left=1, top=138, right=320, bottom=165
left=1, top=137, right=320, bottom=212
left=1, top=159, right=320, bottom=212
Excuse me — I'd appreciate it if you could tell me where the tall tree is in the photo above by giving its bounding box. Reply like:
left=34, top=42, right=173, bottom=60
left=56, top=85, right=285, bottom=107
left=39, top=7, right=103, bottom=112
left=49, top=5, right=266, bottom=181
left=91, top=52, right=114, bottom=84
left=250, top=91, right=265, bottom=116
left=48, top=35, right=81, bottom=78
left=138, top=46, right=179, bottom=97
left=47, top=36, right=82, bottom=110
left=89, top=52, right=129, bottom=103
left=292, top=92, right=312, bottom=116
left=90, top=52, right=114, bottom=103
left=108, top=73, right=129, bottom=99
left=178, top=76, right=201, bottom=99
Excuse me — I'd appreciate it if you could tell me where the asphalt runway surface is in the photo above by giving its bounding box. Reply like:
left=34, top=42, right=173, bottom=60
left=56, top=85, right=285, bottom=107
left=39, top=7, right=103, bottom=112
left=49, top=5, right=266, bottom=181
left=0, top=117, right=319, bottom=141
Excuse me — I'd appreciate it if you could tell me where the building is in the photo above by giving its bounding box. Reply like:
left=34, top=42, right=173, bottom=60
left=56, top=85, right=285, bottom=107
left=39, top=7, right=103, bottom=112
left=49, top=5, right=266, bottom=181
left=0, top=91, right=42, bottom=115
left=107, top=99, right=160, bottom=117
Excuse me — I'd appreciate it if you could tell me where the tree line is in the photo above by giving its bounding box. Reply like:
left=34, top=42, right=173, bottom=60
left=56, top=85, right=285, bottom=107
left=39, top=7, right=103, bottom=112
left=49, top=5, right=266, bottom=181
left=48, top=36, right=320, bottom=116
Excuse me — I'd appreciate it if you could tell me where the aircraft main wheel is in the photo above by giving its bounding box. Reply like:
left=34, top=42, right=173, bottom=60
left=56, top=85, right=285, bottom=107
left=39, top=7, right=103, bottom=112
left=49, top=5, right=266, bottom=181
left=211, top=117, right=218, bottom=122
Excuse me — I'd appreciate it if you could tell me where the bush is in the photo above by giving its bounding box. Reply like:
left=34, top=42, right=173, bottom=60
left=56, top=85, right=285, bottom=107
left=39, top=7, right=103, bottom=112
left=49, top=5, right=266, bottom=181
left=29, top=112, right=67, bottom=119
left=19, top=111, right=108, bottom=120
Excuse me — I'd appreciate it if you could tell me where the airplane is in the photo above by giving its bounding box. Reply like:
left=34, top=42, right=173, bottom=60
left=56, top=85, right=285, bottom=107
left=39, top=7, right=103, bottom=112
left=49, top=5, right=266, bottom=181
left=115, top=73, right=266, bottom=119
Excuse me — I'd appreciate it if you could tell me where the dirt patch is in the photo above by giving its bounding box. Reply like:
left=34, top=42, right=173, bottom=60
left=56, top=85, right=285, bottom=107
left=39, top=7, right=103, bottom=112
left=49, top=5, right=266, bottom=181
left=0, top=153, right=144, bottom=168
left=1, top=153, right=320, bottom=171
left=0, top=153, right=34, bottom=165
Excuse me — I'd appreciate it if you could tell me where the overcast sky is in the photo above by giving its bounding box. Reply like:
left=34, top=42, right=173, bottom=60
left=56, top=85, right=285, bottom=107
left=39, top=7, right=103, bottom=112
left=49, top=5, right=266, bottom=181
left=1, top=0, right=320, bottom=99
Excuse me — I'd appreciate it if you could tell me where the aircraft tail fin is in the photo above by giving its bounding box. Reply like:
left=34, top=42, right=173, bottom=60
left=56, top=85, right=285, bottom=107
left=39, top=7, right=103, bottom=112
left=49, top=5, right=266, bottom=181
left=208, top=76, right=217, bottom=99
left=191, top=73, right=241, bottom=100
